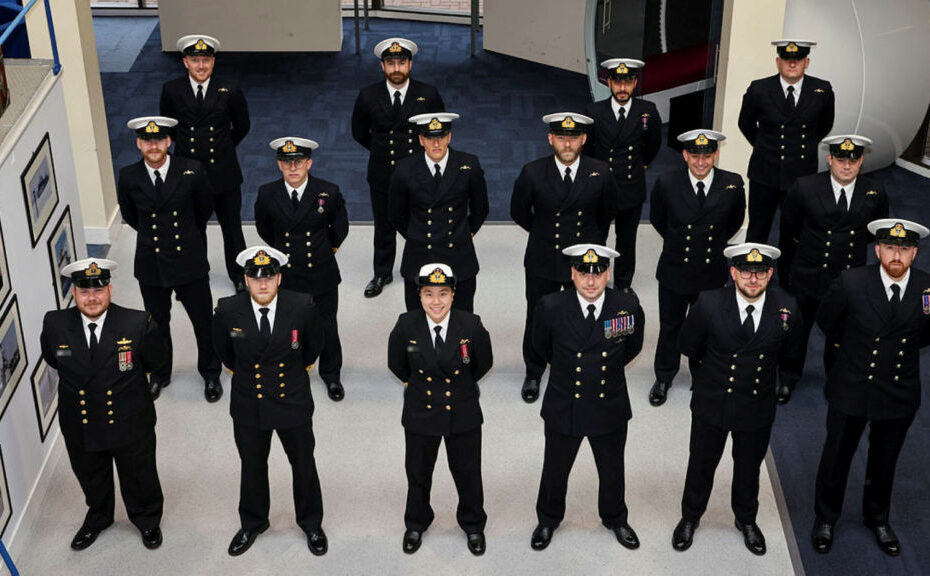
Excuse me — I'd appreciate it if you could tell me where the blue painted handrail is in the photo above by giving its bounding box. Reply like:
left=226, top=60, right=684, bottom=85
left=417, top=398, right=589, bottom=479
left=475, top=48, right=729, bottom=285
left=0, top=0, right=61, bottom=75
left=0, top=539, right=19, bottom=576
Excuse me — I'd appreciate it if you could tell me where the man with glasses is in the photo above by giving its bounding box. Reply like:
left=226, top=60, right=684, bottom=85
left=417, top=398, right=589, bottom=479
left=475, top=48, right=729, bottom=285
left=778, top=135, right=888, bottom=401
left=254, top=137, right=349, bottom=402
left=352, top=37, right=445, bottom=299
left=673, top=243, right=800, bottom=556
left=811, top=219, right=930, bottom=557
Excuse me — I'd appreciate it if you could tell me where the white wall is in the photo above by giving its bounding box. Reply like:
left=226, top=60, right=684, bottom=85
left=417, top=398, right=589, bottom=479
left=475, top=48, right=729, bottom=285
left=484, top=0, right=587, bottom=74
left=158, top=0, right=343, bottom=52
left=0, top=73, right=84, bottom=547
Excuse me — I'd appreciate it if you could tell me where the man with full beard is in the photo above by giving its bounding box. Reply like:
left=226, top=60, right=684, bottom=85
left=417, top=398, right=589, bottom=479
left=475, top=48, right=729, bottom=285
left=352, top=37, right=445, bottom=299
left=511, top=113, right=617, bottom=403
left=584, top=58, right=662, bottom=288
left=811, top=219, right=930, bottom=557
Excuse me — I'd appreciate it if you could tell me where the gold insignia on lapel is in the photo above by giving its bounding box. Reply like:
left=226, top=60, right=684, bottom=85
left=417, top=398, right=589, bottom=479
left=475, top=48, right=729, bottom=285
left=145, top=121, right=160, bottom=134
left=617, top=310, right=628, bottom=316
left=58, top=344, right=70, bottom=349
left=461, top=165, right=471, bottom=170
left=416, top=96, right=426, bottom=101
left=318, top=192, right=330, bottom=197
left=183, top=170, right=195, bottom=175
left=866, top=190, right=878, bottom=196
left=561, top=116, right=576, bottom=129
left=840, top=138, right=855, bottom=151
left=641, top=113, right=651, bottom=118
left=116, top=338, right=132, bottom=345
left=409, top=340, right=417, bottom=344
left=282, top=141, right=297, bottom=153
left=232, top=327, right=243, bottom=332
left=747, top=249, right=763, bottom=262
left=589, top=171, right=600, bottom=177
left=460, top=338, right=470, bottom=344
left=814, top=88, right=825, bottom=93
left=890, top=223, right=907, bottom=238
left=217, top=87, right=229, bottom=92
left=726, top=184, right=737, bottom=189
left=696, top=133, right=709, bottom=146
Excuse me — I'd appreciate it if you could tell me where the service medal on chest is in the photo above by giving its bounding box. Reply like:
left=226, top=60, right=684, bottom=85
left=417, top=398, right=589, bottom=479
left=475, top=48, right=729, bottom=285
left=779, top=308, right=791, bottom=331
left=922, top=289, right=930, bottom=315
left=459, top=339, right=471, bottom=365
left=291, top=329, right=300, bottom=349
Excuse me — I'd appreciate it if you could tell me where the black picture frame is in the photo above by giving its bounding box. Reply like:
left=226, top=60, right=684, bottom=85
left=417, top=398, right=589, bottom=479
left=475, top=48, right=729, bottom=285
left=30, top=357, right=59, bottom=443
left=20, top=132, right=59, bottom=247
left=0, top=296, right=27, bottom=421
left=0, top=445, right=10, bottom=538
left=47, top=206, right=75, bottom=310
left=0, top=217, right=10, bottom=311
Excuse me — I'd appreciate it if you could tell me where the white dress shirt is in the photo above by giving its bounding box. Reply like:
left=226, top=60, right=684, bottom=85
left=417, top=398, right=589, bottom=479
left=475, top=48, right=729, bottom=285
left=285, top=178, right=309, bottom=203
left=554, top=156, right=581, bottom=183
left=577, top=292, right=605, bottom=319
left=189, top=75, right=211, bottom=98
left=879, top=266, right=910, bottom=301
left=81, top=310, right=108, bottom=347
left=611, top=98, right=631, bottom=122
left=830, top=176, right=856, bottom=206
left=735, top=290, right=765, bottom=333
left=779, top=75, right=804, bottom=103
left=689, top=169, right=715, bottom=197
left=426, top=313, right=451, bottom=347
left=424, top=151, right=450, bottom=177
left=386, top=80, right=410, bottom=104
left=251, top=296, right=278, bottom=332
left=145, top=155, right=171, bottom=186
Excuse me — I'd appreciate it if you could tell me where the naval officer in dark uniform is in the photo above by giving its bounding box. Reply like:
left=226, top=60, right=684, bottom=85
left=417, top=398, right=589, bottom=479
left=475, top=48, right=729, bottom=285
left=511, top=113, right=617, bottom=403
left=212, top=246, right=328, bottom=557
left=40, top=259, right=167, bottom=551
left=648, top=130, right=745, bottom=407
left=811, top=219, right=930, bottom=557
left=387, top=263, right=493, bottom=556
left=529, top=244, right=644, bottom=552
left=584, top=58, right=662, bottom=288
left=778, top=135, right=889, bottom=398
left=255, top=137, right=349, bottom=402
left=388, top=112, right=489, bottom=312
left=673, top=243, right=800, bottom=556
left=160, top=34, right=250, bottom=288
left=352, top=37, right=446, bottom=298
left=116, top=116, right=222, bottom=402
left=738, top=39, right=835, bottom=243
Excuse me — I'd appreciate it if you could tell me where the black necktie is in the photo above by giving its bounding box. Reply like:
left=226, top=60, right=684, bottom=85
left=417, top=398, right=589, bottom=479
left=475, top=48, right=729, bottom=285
left=697, top=181, right=706, bottom=207
left=890, top=284, right=901, bottom=311
left=196, top=84, right=204, bottom=106
left=586, top=303, right=597, bottom=326
left=259, top=308, right=271, bottom=338
left=154, top=169, right=163, bottom=196
left=786, top=85, right=796, bottom=109
left=433, top=163, right=442, bottom=188
left=837, top=188, right=848, bottom=215
left=743, top=305, right=755, bottom=338
left=563, top=167, right=572, bottom=194
left=291, top=189, right=300, bottom=211
left=617, top=107, right=626, bottom=124
left=393, top=90, right=402, bottom=113
left=88, top=322, right=99, bottom=359
left=434, top=325, right=444, bottom=350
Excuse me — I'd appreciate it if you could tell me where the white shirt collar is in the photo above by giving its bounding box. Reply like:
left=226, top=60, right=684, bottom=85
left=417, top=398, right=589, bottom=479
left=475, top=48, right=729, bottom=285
left=779, top=75, right=803, bottom=100
left=145, top=155, right=171, bottom=186
left=830, top=176, right=856, bottom=204
left=688, top=168, right=714, bottom=195
left=285, top=178, right=309, bottom=201
left=554, top=156, right=581, bottom=181
left=611, top=97, right=631, bottom=120
left=879, top=265, right=910, bottom=301
left=424, top=151, right=450, bottom=177
left=251, top=295, right=278, bottom=331
left=387, top=80, right=410, bottom=103
left=189, top=75, right=211, bottom=96
left=81, top=309, right=109, bottom=346
left=426, top=312, right=451, bottom=346
left=735, top=289, right=765, bottom=331
left=576, top=291, right=605, bottom=319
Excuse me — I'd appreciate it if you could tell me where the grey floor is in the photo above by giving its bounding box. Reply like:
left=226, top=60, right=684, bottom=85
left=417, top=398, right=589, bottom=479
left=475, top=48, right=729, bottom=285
left=12, top=223, right=797, bottom=575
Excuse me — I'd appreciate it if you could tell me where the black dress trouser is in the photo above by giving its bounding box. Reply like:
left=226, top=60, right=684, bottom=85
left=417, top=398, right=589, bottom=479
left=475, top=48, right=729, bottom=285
left=211, top=185, right=247, bottom=284
left=522, top=271, right=573, bottom=380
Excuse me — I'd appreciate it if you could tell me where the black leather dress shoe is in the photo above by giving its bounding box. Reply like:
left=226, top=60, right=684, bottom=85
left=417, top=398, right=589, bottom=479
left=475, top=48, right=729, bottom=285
left=735, top=520, right=767, bottom=555
left=466, top=532, right=486, bottom=556
left=611, top=523, right=640, bottom=549
left=141, top=527, right=162, bottom=550
left=228, top=522, right=269, bottom=556
left=521, top=379, right=540, bottom=403
left=775, top=383, right=792, bottom=405
left=811, top=518, right=833, bottom=554
left=205, top=378, right=223, bottom=403
left=868, top=523, right=900, bottom=556
left=402, top=529, right=423, bottom=554
left=672, top=519, right=698, bottom=551
left=364, top=275, right=392, bottom=298
left=649, top=381, right=670, bottom=406
left=70, top=522, right=112, bottom=551
left=326, top=381, right=345, bottom=402
left=307, top=528, right=328, bottom=556
left=530, top=524, right=554, bottom=550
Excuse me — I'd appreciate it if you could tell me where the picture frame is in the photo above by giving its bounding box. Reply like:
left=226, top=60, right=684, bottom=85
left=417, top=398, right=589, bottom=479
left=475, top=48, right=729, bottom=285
left=0, top=296, right=27, bottom=421
left=47, top=206, right=75, bottom=310
left=0, top=217, right=10, bottom=311
left=20, top=132, right=59, bottom=247
left=0, top=445, right=10, bottom=539
left=30, top=358, right=59, bottom=442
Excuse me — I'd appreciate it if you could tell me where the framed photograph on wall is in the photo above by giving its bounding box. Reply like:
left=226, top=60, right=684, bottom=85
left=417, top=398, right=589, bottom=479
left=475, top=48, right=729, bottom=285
left=31, top=358, right=59, bottom=442
left=0, top=296, right=27, bottom=421
left=47, top=207, right=75, bottom=310
left=0, top=217, right=10, bottom=311
left=21, top=132, right=59, bottom=247
left=0, top=445, right=10, bottom=538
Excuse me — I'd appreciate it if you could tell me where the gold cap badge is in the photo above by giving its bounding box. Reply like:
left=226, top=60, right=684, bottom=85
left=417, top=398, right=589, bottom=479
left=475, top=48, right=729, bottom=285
left=253, top=251, right=271, bottom=266
left=786, top=42, right=798, bottom=52
left=145, top=121, right=160, bottom=134
left=583, top=249, right=599, bottom=263
left=840, top=138, right=855, bottom=151
left=389, top=42, right=402, bottom=53
left=194, top=38, right=208, bottom=51
left=747, top=249, right=763, bottom=262
left=86, top=263, right=102, bottom=276
left=696, top=133, right=709, bottom=146
left=561, top=116, right=576, bottom=129
left=429, top=268, right=447, bottom=283
left=428, top=118, right=443, bottom=130
left=282, top=141, right=297, bottom=153
left=616, top=63, right=629, bottom=75
left=890, top=223, right=906, bottom=238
